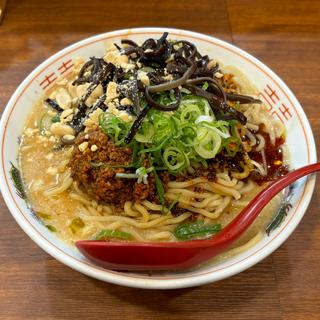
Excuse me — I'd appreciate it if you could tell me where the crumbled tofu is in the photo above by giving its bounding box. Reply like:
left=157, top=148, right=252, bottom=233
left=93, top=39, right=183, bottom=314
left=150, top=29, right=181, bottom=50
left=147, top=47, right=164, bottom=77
left=117, top=54, right=129, bottom=65
left=37, top=135, right=48, bottom=143
left=91, top=144, right=98, bottom=152
left=84, top=134, right=89, bottom=139
left=86, top=84, right=103, bottom=106
left=46, top=167, right=58, bottom=175
left=107, top=102, right=119, bottom=116
left=208, top=59, right=218, bottom=70
left=78, top=141, right=89, bottom=152
left=47, top=111, right=56, bottom=119
left=118, top=111, right=133, bottom=122
left=105, top=43, right=119, bottom=52
left=137, top=71, right=150, bottom=86
left=120, top=97, right=133, bottom=106
left=60, top=109, right=73, bottom=120
left=121, top=43, right=131, bottom=49
left=24, top=128, right=34, bottom=138
left=83, top=108, right=103, bottom=128
left=103, top=51, right=118, bottom=64
left=106, top=82, right=119, bottom=102
left=65, top=114, right=73, bottom=122
left=72, top=57, right=85, bottom=75
left=50, top=123, right=75, bottom=136
left=66, top=114, right=73, bottom=122
left=71, top=97, right=79, bottom=106
left=76, top=83, right=90, bottom=99
left=106, top=101, right=132, bottom=122
left=68, top=82, right=77, bottom=98
left=103, top=50, right=135, bottom=70
left=83, top=118, right=94, bottom=127
left=49, top=136, right=56, bottom=143
left=62, top=134, right=75, bottom=142
left=214, top=72, right=223, bottom=78
left=163, top=74, right=174, bottom=81
left=123, top=63, right=135, bottom=71
left=55, top=88, right=72, bottom=110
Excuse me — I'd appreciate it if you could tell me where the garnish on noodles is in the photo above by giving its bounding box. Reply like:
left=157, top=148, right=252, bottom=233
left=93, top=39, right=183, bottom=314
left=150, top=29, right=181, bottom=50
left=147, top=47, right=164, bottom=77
left=19, top=33, right=289, bottom=251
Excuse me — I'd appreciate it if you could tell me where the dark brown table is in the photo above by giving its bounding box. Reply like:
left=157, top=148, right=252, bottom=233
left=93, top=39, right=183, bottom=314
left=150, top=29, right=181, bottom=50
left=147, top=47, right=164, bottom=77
left=0, top=1, right=319, bottom=319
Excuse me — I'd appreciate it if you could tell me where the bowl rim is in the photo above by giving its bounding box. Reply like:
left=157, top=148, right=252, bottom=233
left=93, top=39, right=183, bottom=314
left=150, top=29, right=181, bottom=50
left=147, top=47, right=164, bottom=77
left=0, top=27, right=317, bottom=289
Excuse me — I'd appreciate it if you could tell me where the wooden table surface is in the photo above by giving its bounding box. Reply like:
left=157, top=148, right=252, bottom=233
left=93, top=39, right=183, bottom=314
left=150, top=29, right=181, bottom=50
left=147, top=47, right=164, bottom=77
left=0, top=1, right=319, bottom=319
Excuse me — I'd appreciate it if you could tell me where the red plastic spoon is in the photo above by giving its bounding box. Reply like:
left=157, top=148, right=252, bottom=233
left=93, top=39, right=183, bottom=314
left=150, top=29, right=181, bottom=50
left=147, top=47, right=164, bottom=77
left=76, top=163, right=319, bottom=271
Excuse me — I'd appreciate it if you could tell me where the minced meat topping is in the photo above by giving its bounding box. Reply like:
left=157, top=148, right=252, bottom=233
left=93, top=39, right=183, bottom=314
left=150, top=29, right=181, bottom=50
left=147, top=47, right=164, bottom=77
left=69, top=129, right=156, bottom=207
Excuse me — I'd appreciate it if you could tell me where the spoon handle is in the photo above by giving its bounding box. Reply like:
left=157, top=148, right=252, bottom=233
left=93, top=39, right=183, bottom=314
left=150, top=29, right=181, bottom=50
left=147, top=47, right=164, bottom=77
left=211, top=163, right=320, bottom=248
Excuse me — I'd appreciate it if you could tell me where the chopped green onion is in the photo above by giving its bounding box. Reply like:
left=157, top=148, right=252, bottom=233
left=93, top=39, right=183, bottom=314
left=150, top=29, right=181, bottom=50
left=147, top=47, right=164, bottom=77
left=202, top=81, right=209, bottom=90
left=98, top=94, right=241, bottom=175
left=163, top=146, right=188, bottom=172
left=115, top=166, right=154, bottom=184
left=222, top=136, right=241, bottom=157
left=51, top=114, right=60, bottom=123
left=39, top=112, right=54, bottom=135
left=180, top=104, right=202, bottom=123
left=69, top=217, right=85, bottom=234
left=165, top=194, right=181, bottom=213
left=93, top=229, right=133, bottom=240
left=234, top=101, right=241, bottom=109
left=153, top=170, right=165, bottom=206
left=46, top=225, right=56, bottom=232
left=99, top=113, right=130, bottom=145
left=194, top=127, right=222, bottom=159
left=134, top=122, right=155, bottom=143
left=174, top=221, right=221, bottom=240
left=38, top=212, right=51, bottom=219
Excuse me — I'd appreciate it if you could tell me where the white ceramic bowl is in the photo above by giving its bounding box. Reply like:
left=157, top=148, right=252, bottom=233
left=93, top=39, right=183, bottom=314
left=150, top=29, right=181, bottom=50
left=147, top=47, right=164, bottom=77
left=0, top=28, right=316, bottom=289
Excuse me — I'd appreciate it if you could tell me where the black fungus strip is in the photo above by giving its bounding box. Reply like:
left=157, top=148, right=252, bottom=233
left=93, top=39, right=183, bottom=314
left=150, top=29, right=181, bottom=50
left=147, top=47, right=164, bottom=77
left=140, top=32, right=172, bottom=66
left=113, top=43, right=122, bottom=51
left=121, top=39, right=139, bottom=47
left=72, top=59, right=94, bottom=85
left=226, top=93, right=262, bottom=104
left=91, top=94, right=107, bottom=111
left=80, top=82, right=98, bottom=105
left=148, top=59, right=196, bottom=93
left=68, top=32, right=253, bottom=138
left=118, top=79, right=141, bottom=114
left=131, top=77, right=141, bottom=114
left=44, top=98, right=64, bottom=112
left=69, top=103, right=87, bottom=133
left=172, top=40, right=197, bottom=60
left=123, top=46, right=145, bottom=57
left=124, top=105, right=151, bottom=144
